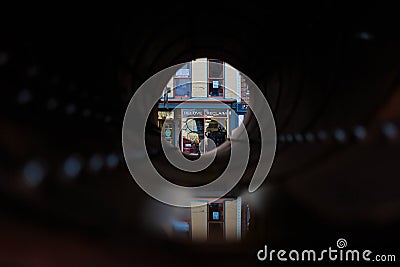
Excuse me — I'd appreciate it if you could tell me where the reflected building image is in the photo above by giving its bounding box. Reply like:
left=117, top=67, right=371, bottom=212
left=190, top=197, right=250, bottom=242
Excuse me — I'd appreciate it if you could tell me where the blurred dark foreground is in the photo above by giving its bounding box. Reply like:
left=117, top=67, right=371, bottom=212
left=1, top=2, right=400, bottom=266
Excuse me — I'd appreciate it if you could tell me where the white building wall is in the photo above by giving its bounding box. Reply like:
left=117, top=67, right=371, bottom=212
left=224, top=63, right=239, bottom=99
left=191, top=58, right=207, bottom=97
left=165, top=59, right=240, bottom=99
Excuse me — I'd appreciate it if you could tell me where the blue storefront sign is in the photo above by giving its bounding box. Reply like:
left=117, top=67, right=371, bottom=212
left=237, top=103, right=248, bottom=114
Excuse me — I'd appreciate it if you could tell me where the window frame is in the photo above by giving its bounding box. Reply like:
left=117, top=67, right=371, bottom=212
left=173, top=62, right=192, bottom=98
left=207, top=59, right=225, bottom=98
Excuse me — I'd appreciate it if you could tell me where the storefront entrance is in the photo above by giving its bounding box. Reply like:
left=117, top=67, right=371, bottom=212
left=181, top=108, right=229, bottom=155
left=158, top=101, right=238, bottom=157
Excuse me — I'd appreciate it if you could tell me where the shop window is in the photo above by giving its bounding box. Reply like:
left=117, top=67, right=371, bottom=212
left=180, top=108, right=228, bottom=155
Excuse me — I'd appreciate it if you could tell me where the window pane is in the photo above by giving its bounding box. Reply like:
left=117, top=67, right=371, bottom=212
left=175, top=78, right=191, bottom=97
left=209, top=60, right=223, bottom=78
left=176, top=63, right=191, bottom=77
left=208, top=79, right=224, bottom=97
left=205, top=118, right=227, bottom=150
left=181, top=117, right=203, bottom=155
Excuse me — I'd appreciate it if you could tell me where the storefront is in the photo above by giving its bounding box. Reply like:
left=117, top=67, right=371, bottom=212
left=158, top=100, right=238, bottom=155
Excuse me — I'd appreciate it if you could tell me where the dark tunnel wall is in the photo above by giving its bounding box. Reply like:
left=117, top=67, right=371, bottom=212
left=1, top=2, right=400, bottom=266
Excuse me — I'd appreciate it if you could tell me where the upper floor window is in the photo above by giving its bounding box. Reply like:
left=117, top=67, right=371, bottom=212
left=208, top=59, right=224, bottom=97
left=174, top=62, right=191, bottom=98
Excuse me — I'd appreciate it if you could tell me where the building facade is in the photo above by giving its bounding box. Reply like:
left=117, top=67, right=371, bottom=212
left=158, top=58, right=249, bottom=155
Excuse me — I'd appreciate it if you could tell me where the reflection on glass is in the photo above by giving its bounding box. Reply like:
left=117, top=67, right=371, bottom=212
left=178, top=109, right=228, bottom=155
left=205, top=118, right=227, bottom=150
left=208, top=79, right=224, bottom=96
left=209, top=59, right=223, bottom=78
left=175, top=78, right=191, bottom=97
left=181, top=118, right=204, bottom=155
